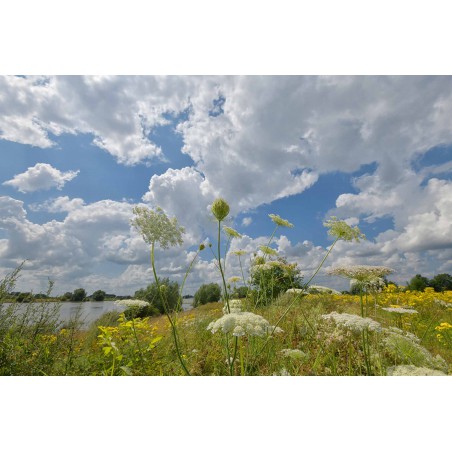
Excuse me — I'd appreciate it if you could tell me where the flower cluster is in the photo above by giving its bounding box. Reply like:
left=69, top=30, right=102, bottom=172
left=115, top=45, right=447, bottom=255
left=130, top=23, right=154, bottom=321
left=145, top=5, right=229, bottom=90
left=308, top=285, right=340, bottom=294
left=223, top=226, right=242, bottom=238
left=280, top=348, right=307, bottom=360
left=321, top=311, right=382, bottom=333
left=222, top=299, right=243, bottom=314
left=131, top=206, right=184, bottom=249
left=115, top=299, right=150, bottom=309
left=382, top=307, right=418, bottom=315
left=268, top=214, right=294, bottom=228
left=387, top=365, right=447, bottom=376
left=323, top=216, right=365, bottom=242
left=207, top=311, right=283, bottom=337
left=328, top=265, right=394, bottom=281
left=259, top=245, right=278, bottom=256
left=286, top=288, right=306, bottom=294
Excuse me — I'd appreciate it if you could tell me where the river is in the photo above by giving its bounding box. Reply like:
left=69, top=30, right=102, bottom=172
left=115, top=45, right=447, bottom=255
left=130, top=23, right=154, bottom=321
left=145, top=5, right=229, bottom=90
left=1, top=298, right=194, bottom=328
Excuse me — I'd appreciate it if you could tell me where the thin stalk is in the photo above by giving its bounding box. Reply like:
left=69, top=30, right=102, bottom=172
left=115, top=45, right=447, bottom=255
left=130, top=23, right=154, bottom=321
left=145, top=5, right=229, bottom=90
left=217, top=220, right=230, bottom=313
left=151, top=242, right=190, bottom=376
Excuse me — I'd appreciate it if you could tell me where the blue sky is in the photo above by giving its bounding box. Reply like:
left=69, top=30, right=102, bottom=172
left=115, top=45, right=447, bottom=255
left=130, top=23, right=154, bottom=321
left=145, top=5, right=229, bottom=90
left=1, top=75, right=452, bottom=295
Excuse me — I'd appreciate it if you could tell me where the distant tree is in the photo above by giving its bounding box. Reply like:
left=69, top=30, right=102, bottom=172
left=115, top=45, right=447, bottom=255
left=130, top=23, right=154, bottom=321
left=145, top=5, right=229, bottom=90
left=232, top=286, right=248, bottom=299
left=71, top=288, right=87, bottom=301
left=16, top=292, right=32, bottom=303
left=61, top=292, right=73, bottom=301
left=193, top=283, right=221, bottom=307
left=92, top=290, right=106, bottom=301
left=407, top=274, right=429, bottom=291
left=134, top=278, right=180, bottom=315
left=429, top=273, right=452, bottom=292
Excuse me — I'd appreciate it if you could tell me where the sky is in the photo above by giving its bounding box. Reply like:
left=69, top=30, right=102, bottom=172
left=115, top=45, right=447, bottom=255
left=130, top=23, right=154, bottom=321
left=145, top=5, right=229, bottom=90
left=1, top=75, right=451, bottom=296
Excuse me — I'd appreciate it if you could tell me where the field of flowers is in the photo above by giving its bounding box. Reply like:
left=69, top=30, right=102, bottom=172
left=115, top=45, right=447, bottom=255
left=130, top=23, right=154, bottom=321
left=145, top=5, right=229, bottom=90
left=1, top=199, right=450, bottom=376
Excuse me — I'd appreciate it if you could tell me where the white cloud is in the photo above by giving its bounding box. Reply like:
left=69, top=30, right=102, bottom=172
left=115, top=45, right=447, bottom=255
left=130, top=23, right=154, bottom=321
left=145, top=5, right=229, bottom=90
left=29, top=196, right=85, bottom=212
left=242, top=217, right=252, bottom=227
left=3, top=163, right=79, bottom=193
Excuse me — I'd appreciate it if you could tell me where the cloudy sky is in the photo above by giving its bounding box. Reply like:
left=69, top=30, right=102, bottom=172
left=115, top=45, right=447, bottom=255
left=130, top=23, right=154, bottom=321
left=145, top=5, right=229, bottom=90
left=0, top=75, right=451, bottom=295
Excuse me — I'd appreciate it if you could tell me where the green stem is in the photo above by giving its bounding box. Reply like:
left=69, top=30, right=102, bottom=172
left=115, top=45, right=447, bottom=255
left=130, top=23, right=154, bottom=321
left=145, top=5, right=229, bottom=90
left=151, top=242, right=190, bottom=376
left=217, top=220, right=230, bottom=313
left=131, top=314, right=145, bottom=370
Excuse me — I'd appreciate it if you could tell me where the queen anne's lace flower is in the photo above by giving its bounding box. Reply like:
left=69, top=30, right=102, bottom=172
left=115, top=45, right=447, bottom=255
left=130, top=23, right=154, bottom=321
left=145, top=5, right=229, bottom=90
left=131, top=206, right=184, bottom=249
left=223, top=299, right=243, bottom=314
left=382, top=307, right=418, bottom=315
left=280, top=349, right=307, bottom=359
left=207, top=311, right=282, bottom=337
left=323, top=217, right=365, bottom=242
left=321, top=311, right=382, bottom=333
left=328, top=265, right=394, bottom=281
left=223, top=226, right=242, bottom=238
left=387, top=365, right=447, bottom=376
left=259, top=245, right=278, bottom=256
left=268, top=214, right=294, bottom=228
left=115, top=299, right=149, bottom=309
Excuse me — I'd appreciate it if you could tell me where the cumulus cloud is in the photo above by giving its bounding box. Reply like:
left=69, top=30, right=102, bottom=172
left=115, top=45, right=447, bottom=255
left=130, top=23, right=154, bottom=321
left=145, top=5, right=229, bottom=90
left=29, top=196, right=85, bottom=212
left=3, top=163, right=79, bottom=193
left=242, top=217, right=252, bottom=227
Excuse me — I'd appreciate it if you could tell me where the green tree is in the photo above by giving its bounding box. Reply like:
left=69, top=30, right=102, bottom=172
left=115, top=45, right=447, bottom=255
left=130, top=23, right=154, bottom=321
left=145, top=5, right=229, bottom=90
left=134, top=278, right=180, bottom=315
left=92, top=290, right=106, bottom=301
left=193, top=283, right=221, bottom=307
left=250, top=256, right=303, bottom=304
left=407, top=274, right=429, bottom=291
left=71, top=288, right=87, bottom=301
left=429, top=273, right=452, bottom=292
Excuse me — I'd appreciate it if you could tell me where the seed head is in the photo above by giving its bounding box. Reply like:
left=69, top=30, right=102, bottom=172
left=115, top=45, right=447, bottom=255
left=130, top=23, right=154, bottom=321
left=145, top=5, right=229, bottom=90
left=223, top=226, right=242, bottom=238
left=268, top=214, right=294, bottom=228
left=211, top=198, right=230, bottom=221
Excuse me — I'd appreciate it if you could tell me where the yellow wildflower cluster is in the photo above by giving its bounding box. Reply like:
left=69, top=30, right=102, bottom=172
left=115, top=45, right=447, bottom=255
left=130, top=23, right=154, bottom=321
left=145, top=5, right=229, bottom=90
left=435, top=322, right=452, bottom=345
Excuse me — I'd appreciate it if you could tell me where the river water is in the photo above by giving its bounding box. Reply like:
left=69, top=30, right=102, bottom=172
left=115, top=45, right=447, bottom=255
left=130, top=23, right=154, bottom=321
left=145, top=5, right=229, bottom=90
left=1, top=298, right=194, bottom=328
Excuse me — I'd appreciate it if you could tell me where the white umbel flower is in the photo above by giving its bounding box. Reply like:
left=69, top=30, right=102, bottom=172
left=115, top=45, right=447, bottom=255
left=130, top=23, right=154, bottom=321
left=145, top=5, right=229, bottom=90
left=321, top=311, right=382, bottom=333
left=115, top=299, right=149, bottom=309
left=382, top=307, right=418, bottom=315
left=280, top=349, right=307, bottom=359
left=223, top=299, right=243, bottom=314
left=207, top=311, right=283, bottom=337
left=387, top=365, right=447, bottom=376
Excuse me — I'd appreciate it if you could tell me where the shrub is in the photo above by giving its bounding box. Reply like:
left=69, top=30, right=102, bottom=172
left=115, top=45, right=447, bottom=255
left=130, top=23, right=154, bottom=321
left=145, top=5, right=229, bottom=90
left=134, top=278, right=181, bottom=314
left=193, top=283, right=221, bottom=307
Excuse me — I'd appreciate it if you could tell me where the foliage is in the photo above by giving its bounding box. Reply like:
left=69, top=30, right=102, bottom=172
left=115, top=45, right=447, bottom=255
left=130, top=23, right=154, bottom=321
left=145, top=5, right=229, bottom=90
left=91, top=290, right=106, bottom=301
left=71, top=288, right=87, bottom=301
left=429, top=273, right=452, bottom=292
left=407, top=274, right=430, bottom=291
left=134, top=278, right=181, bottom=315
left=231, top=286, right=248, bottom=299
left=193, top=283, right=221, bottom=307
left=250, top=256, right=303, bottom=304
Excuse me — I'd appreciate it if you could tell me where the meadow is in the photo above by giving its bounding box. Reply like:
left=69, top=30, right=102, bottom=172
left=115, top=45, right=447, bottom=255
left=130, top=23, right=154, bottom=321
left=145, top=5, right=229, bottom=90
left=0, top=199, right=450, bottom=376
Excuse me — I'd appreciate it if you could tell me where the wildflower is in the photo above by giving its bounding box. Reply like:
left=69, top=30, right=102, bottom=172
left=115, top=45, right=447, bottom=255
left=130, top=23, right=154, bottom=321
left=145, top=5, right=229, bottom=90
left=280, top=349, right=307, bottom=360
left=323, top=216, right=365, bottom=242
left=268, top=214, right=294, bottom=228
left=273, top=367, right=291, bottom=376
left=223, top=226, right=242, bottom=238
left=227, top=276, right=242, bottom=284
left=131, top=206, right=184, bottom=249
left=207, top=311, right=281, bottom=337
left=199, top=243, right=205, bottom=251
left=321, top=311, right=382, bottom=333
left=223, top=299, right=243, bottom=314
left=434, top=299, right=451, bottom=308
left=435, top=322, right=452, bottom=331
left=211, top=198, right=230, bottom=221
left=231, top=250, right=247, bottom=256
left=259, top=245, right=278, bottom=256
left=327, top=265, right=394, bottom=281
left=115, top=299, right=150, bottom=309
left=286, top=288, right=306, bottom=294
left=387, top=365, right=447, bottom=376
left=382, top=307, right=418, bottom=315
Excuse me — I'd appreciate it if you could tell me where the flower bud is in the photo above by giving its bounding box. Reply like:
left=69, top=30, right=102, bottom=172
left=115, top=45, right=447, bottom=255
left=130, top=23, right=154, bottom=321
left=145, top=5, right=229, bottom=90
left=199, top=243, right=205, bottom=251
left=211, top=198, right=230, bottom=221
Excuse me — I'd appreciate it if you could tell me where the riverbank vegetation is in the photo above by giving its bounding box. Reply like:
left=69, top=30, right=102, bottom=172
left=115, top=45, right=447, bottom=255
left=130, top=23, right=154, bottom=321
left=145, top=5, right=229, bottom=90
left=1, top=199, right=451, bottom=376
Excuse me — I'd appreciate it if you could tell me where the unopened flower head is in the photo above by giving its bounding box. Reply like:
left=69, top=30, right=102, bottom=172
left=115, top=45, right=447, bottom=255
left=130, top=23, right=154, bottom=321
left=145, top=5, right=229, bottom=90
left=268, top=214, right=294, bottom=228
left=231, top=249, right=247, bottom=256
left=211, top=198, right=230, bottom=221
left=321, top=311, right=382, bottom=333
left=259, top=245, right=278, bottom=256
left=131, top=206, right=184, bottom=249
left=323, top=216, right=365, bottom=242
left=223, top=226, right=242, bottom=238
left=227, top=276, right=242, bottom=284
left=327, top=265, right=394, bottom=282
left=115, top=299, right=149, bottom=309
left=207, top=311, right=281, bottom=337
